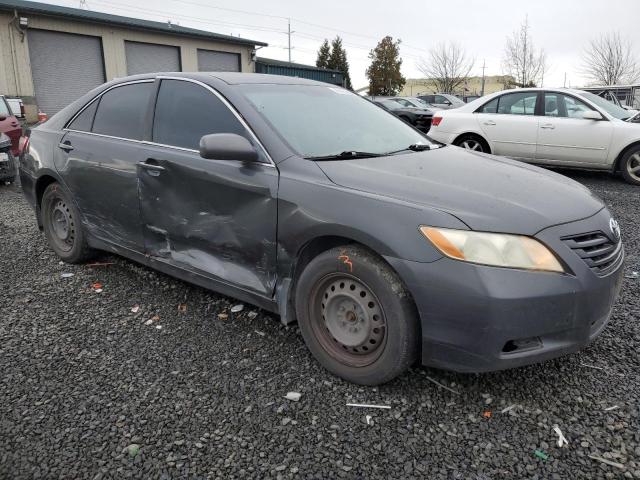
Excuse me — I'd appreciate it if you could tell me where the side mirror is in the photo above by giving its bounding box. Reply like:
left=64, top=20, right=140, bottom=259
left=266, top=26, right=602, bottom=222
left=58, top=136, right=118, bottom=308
left=583, top=110, right=603, bottom=120
left=199, top=133, right=259, bottom=162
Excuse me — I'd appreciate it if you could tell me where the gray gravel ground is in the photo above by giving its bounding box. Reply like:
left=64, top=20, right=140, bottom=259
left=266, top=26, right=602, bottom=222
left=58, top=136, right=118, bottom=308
left=1, top=170, right=639, bottom=480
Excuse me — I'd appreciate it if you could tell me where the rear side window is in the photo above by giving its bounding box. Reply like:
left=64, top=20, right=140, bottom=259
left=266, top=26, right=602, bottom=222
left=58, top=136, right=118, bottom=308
left=478, top=97, right=499, bottom=113
left=68, top=101, right=98, bottom=132
left=152, top=79, right=246, bottom=150
left=497, top=92, right=537, bottom=115
left=92, top=82, right=154, bottom=140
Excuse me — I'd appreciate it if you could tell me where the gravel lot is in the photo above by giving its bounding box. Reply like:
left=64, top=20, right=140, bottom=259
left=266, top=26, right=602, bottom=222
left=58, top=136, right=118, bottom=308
left=1, top=170, right=639, bottom=480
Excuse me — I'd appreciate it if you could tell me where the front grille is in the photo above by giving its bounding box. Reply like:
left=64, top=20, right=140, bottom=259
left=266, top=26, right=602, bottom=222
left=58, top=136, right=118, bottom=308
left=561, top=231, right=623, bottom=276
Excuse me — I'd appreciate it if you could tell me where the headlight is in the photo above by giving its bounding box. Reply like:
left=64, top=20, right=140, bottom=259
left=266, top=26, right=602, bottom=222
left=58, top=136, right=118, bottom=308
left=420, top=226, right=565, bottom=273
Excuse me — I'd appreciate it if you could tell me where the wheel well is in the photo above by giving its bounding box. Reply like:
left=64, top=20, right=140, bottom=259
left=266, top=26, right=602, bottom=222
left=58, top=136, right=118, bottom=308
left=453, top=132, right=491, bottom=153
left=613, top=141, right=640, bottom=172
left=35, top=175, right=58, bottom=209
left=34, top=175, right=58, bottom=228
left=293, top=236, right=358, bottom=285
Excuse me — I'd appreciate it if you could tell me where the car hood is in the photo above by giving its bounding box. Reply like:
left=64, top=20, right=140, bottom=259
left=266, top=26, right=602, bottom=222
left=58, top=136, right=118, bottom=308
left=316, top=146, right=604, bottom=235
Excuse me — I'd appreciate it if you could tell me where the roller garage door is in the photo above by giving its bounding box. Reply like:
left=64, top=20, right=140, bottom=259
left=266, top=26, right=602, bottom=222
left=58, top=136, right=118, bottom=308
left=125, top=41, right=181, bottom=75
left=27, top=30, right=105, bottom=116
left=197, top=49, right=241, bottom=72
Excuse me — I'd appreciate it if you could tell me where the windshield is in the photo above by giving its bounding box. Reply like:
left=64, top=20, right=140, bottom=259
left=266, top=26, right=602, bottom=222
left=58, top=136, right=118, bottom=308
left=446, top=95, right=465, bottom=106
left=242, top=85, right=434, bottom=158
left=578, top=90, right=631, bottom=120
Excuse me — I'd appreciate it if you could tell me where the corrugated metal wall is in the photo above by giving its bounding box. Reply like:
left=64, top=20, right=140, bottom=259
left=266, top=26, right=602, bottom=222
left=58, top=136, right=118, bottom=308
left=197, top=49, right=240, bottom=72
left=255, top=62, right=344, bottom=86
left=27, top=29, right=105, bottom=115
left=125, top=41, right=181, bottom=75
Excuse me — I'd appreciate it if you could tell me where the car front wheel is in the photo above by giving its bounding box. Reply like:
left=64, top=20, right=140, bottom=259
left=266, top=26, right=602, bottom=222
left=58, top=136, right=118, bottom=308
left=295, top=245, right=419, bottom=385
left=621, top=146, right=640, bottom=185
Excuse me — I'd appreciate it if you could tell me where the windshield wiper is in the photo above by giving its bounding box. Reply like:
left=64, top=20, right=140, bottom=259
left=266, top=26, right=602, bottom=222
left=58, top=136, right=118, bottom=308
left=306, top=150, right=385, bottom=161
left=385, top=143, right=432, bottom=155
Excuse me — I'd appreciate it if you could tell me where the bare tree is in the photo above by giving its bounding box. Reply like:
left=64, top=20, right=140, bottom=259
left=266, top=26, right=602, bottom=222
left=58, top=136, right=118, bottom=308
left=582, top=32, right=640, bottom=85
left=416, top=42, right=474, bottom=94
left=502, top=16, right=547, bottom=87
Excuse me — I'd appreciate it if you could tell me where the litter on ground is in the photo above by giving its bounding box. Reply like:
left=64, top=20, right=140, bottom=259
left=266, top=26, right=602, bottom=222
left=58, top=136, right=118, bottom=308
left=588, top=455, right=625, bottom=470
left=61, top=273, right=74, bottom=278
left=346, top=403, right=391, bottom=410
left=424, top=376, right=460, bottom=395
left=231, top=304, right=244, bottom=313
left=604, top=405, right=620, bottom=411
left=553, top=424, right=569, bottom=448
left=534, top=450, right=548, bottom=461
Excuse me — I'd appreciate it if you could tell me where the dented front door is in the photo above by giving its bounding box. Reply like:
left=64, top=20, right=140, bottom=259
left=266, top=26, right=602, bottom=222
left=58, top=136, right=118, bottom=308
left=137, top=145, right=279, bottom=296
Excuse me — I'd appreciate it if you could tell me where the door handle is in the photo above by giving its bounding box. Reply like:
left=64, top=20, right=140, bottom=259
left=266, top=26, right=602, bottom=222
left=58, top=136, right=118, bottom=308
left=483, top=120, right=496, bottom=126
left=540, top=124, right=555, bottom=129
left=138, top=160, right=165, bottom=176
left=58, top=141, right=74, bottom=152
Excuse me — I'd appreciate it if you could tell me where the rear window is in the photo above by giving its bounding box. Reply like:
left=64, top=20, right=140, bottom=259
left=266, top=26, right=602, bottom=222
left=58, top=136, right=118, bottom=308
left=92, top=82, right=154, bottom=140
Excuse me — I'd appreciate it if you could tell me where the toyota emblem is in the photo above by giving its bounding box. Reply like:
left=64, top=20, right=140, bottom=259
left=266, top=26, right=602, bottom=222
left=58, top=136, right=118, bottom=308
left=609, top=218, right=621, bottom=240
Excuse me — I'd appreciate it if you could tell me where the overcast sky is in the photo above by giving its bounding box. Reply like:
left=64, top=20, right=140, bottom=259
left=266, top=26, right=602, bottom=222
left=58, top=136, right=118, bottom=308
left=49, top=0, right=640, bottom=89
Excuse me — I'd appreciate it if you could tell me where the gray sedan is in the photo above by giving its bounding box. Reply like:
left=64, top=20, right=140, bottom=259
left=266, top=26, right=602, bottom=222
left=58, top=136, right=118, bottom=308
left=19, top=73, right=624, bottom=385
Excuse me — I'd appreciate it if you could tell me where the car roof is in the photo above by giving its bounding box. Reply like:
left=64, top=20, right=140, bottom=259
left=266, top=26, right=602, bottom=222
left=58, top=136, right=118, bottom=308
left=110, top=72, right=330, bottom=87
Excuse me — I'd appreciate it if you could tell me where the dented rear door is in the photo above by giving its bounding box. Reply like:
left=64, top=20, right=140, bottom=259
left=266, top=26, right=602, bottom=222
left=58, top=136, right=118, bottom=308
left=138, top=78, right=278, bottom=296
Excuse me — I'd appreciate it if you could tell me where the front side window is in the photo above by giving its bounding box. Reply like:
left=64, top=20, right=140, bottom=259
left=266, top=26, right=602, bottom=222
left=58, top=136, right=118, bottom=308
left=152, top=79, right=246, bottom=150
left=435, top=95, right=448, bottom=104
left=563, top=95, right=594, bottom=118
left=497, top=92, right=538, bottom=115
left=543, top=93, right=595, bottom=118
left=241, top=84, right=433, bottom=158
left=92, top=82, right=154, bottom=140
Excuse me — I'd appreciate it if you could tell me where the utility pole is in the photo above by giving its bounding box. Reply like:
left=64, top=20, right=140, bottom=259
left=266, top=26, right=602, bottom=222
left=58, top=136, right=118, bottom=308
left=287, top=18, right=292, bottom=63
left=563, top=72, right=567, bottom=88
left=480, top=59, right=486, bottom=96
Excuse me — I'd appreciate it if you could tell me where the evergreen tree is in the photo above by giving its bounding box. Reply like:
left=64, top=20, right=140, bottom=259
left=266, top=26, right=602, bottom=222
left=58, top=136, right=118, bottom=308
left=327, top=36, right=352, bottom=90
left=366, top=36, right=405, bottom=96
left=316, top=39, right=331, bottom=69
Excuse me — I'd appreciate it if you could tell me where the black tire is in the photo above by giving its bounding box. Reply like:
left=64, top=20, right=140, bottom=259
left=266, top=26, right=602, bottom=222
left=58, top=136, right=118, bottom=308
left=295, top=245, right=419, bottom=385
left=41, top=182, right=95, bottom=263
left=620, top=145, right=640, bottom=185
left=454, top=133, right=490, bottom=153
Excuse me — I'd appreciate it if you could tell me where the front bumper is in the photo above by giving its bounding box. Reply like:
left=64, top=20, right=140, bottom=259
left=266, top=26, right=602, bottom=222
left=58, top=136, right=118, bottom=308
left=385, top=208, right=624, bottom=373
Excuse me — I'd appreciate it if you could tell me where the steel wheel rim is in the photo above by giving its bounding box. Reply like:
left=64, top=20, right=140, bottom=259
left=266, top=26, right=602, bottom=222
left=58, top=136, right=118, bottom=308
left=461, top=139, right=483, bottom=151
left=48, top=197, right=75, bottom=252
left=310, top=273, right=387, bottom=367
left=627, top=152, right=640, bottom=182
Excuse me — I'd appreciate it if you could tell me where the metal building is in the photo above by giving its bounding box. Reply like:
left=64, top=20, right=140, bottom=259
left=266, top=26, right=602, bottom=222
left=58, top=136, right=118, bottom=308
left=255, top=57, right=345, bottom=87
left=0, top=0, right=267, bottom=121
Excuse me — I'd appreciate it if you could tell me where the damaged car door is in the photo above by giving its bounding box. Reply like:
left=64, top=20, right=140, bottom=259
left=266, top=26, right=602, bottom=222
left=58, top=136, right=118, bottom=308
left=56, top=80, right=155, bottom=251
left=138, top=78, right=278, bottom=296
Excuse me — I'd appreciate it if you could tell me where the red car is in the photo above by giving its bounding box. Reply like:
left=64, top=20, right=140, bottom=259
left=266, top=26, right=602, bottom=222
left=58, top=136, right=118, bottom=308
left=0, top=95, right=22, bottom=156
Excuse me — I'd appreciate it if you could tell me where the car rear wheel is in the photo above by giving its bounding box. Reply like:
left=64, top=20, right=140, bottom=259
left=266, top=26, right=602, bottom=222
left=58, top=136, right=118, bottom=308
left=295, top=245, right=419, bottom=385
left=41, top=182, right=95, bottom=263
left=454, top=134, right=489, bottom=153
left=621, top=146, right=640, bottom=185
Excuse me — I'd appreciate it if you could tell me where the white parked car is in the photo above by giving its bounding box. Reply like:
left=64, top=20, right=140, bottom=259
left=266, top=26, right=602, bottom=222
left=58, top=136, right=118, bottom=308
left=428, top=88, right=640, bottom=185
